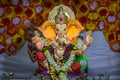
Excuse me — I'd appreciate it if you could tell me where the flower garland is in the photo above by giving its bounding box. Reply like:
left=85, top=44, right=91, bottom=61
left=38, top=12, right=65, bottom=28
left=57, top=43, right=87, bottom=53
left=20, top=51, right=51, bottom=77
left=44, top=47, right=76, bottom=80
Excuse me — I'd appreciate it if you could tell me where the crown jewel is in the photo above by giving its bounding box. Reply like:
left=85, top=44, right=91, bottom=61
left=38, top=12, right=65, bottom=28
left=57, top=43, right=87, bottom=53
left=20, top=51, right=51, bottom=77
left=55, top=7, right=68, bottom=24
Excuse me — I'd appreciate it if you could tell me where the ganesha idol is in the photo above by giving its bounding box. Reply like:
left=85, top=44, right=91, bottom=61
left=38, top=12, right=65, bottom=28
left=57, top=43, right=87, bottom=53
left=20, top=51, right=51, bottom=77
left=28, top=5, right=93, bottom=80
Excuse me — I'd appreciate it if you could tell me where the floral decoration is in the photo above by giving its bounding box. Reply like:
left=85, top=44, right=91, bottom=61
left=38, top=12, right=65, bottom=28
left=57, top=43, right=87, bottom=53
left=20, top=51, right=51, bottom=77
left=88, top=12, right=98, bottom=20
left=79, top=1, right=89, bottom=15
left=0, top=35, right=3, bottom=42
left=86, top=22, right=96, bottom=31
left=0, top=26, right=5, bottom=34
left=0, top=43, right=5, bottom=54
left=97, top=20, right=106, bottom=30
left=12, top=17, right=21, bottom=25
left=89, top=1, right=98, bottom=11
left=6, top=44, right=18, bottom=55
left=11, top=0, right=20, bottom=6
left=110, top=41, right=120, bottom=52
left=117, top=11, right=120, bottom=19
left=0, top=0, right=120, bottom=55
left=12, top=34, right=25, bottom=47
left=43, top=45, right=76, bottom=80
left=108, top=3, right=117, bottom=12
left=14, top=5, right=23, bottom=14
left=0, top=7, right=4, bottom=17
left=97, top=7, right=109, bottom=18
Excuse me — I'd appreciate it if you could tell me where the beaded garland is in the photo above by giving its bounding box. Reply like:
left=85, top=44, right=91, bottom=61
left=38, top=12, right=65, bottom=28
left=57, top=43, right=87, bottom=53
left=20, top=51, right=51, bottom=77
left=42, top=44, right=77, bottom=80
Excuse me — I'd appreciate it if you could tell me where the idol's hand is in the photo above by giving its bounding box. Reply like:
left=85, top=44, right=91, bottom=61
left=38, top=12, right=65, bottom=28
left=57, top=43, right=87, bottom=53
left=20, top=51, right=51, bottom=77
left=36, top=40, right=43, bottom=50
left=32, top=31, right=40, bottom=43
left=74, top=49, right=83, bottom=56
left=32, top=36, right=39, bottom=43
left=32, top=36, right=43, bottom=50
left=85, top=31, right=93, bottom=46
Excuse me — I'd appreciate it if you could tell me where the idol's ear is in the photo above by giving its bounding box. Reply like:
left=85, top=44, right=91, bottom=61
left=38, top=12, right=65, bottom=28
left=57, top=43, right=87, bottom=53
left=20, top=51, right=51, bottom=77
left=38, top=27, right=42, bottom=33
left=66, top=18, right=84, bottom=41
left=38, top=20, right=56, bottom=40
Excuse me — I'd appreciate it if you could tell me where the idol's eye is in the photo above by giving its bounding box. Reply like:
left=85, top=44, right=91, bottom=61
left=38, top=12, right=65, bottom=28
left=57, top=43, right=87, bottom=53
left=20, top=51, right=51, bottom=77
left=64, top=28, right=66, bottom=31
left=56, top=28, right=59, bottom=31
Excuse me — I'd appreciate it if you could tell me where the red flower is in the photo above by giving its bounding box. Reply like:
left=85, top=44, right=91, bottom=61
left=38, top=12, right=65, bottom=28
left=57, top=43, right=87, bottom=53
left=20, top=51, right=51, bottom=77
left=16, top=37, right=22, bottom=43
left=50, top=49, right=54, bottom=54
left=54, top=0, right=60, bottom=2
left=14, top=6, right=22, bottom=14
left=116, top=30, right=120, bottom=41
left=110, top=0, right=117, bottom=1
left=61, top=0, right=70, bottom=5
left=79, top=16, right=87, bottom=25
left=42, top=1, right=52, bottom=8
left=2, top=18, right=11, bottom=26
left=71, top=62, right=81, bottom=73
left=37, top=52, right=46, bottom=62
left=65, top=46, right=72, bottom=52
left=99, top=9, right=108, bottom=16
left=25, top=8, right=33, bottom=17
left=80, top=4, right=88, bottom=13
left=32, top=0, right=39, bottom=3
left=4, top=6, right=12, bottom=14
left=108, top=33, right=115, bottom=41
left=6, top=24, right=17, bottom=36
left=73, top=0, right=80, bottom=4
left=33, top=14, right=44, bottom=26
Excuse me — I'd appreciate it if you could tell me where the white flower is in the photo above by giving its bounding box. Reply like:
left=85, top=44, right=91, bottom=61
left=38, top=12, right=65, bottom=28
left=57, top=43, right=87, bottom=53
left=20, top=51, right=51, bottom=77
left=80, top=60, right=86, bottom=66
left=0, top=44, right=5, bottom=50
left=24, top=19, right=31, bottom=28
left=107, top=16, right=116, bottom=23
left=98, top=21, right=104, bottom=29
left=90, top=2, right=97, bottom=10
left=0, top=7, right=4, bottom=17
left=10, top=46, right=15, bottom=52
left=6, top=37, right=12, bottom=44
left=11, top=0, right=19, bottom=5
left=117, top=11, right=120, bottom=19
left=35, top=6, right=43, bottom=14
left=112, top=43, right=120, bottom=50
left=0, top=27, right=5, bottom=34
left=13, top=17, right=21, bottom=25
left=22, top=0, right=30, bottom=7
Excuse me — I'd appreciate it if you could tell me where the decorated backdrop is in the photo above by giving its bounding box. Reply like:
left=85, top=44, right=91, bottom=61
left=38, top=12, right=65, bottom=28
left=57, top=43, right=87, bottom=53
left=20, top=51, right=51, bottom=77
left=0, top=0, right=120, bottom=55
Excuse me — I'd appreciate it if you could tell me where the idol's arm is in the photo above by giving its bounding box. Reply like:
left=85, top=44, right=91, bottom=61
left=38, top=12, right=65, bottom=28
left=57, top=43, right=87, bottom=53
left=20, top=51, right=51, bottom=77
left=75, top=31, right=93, bottom=55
